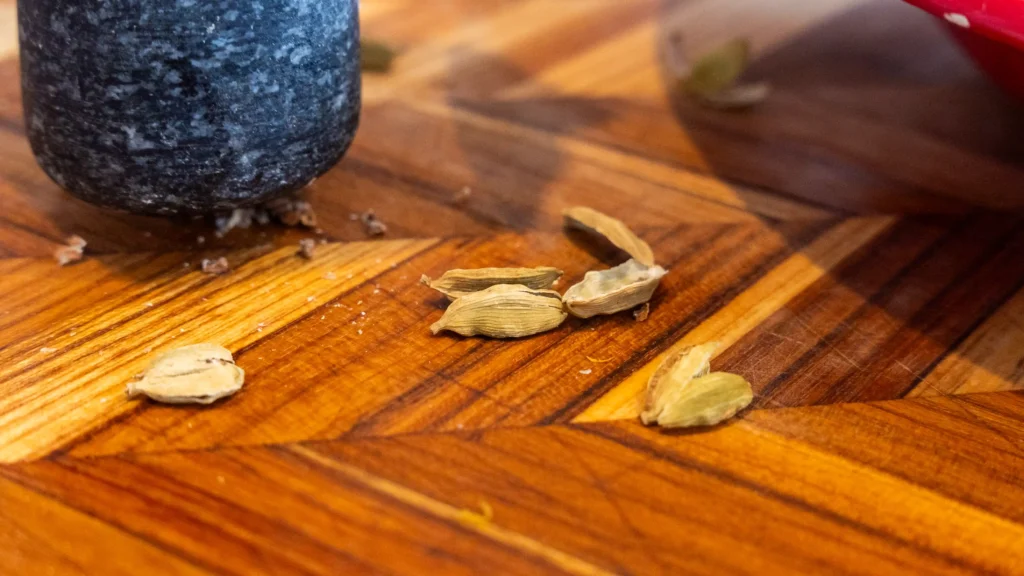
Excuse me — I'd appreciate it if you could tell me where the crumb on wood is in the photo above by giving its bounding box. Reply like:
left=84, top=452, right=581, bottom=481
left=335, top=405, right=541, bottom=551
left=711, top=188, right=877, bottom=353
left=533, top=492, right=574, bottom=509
left=39, top=347, right=57, bottom=353
left=324, top=272, right=337, bottom=280
left=454, top=186, right=472, bottom=203
left=298, top=238, right=317, bottom=260
left=201, top=257, right=230, bottom=275
left=633, top=303, right=650, bottom=322
left=55, top=235, right=87, bottom=266
left=264, top=196, right=317, bottom=228
left=360, top=209, right=388, bottom=236
left=579, top=368, right=593, bottom=375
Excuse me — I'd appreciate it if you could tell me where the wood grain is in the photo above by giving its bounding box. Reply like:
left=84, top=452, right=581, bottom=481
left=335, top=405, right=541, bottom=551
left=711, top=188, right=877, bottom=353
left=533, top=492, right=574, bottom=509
left=62, top=219, right=828, bottom=459
left=2, top=0, right=1024, bottom=573
left=0, top=2, right=13, bottom=62
left=908, top=288, right=1024, bottom=397
left=0, top=239, right=436, bottom=462
left=3, top=393, right=1023, bottom=575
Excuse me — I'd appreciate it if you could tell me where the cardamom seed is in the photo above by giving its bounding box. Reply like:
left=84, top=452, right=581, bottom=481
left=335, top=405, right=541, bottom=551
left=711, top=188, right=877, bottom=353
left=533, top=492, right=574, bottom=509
left=430, top=284, right=567, bottom=338
left=640, top=343, right=753, bottom=428
left=421, top=267, right=563, bottom=300
left=681, top=38, right=750, bottom=98
left=562, top=259, right=666, bottom=319
left=563, top=206, right=655, bottom=267
left=127, top=344, right=245, bottom=405
left=678, top=37, right=769, bottom=110
left=361, top=39, right=397, bottom=73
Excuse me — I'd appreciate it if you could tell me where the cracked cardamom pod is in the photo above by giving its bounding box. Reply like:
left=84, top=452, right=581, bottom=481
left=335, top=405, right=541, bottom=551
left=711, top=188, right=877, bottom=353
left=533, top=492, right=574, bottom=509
left=563, top=206, right=655, bottom=267
left=430, top=284, right=567, bottom=338
left=654, top=372, right=753, bottom=428
left=641, top=342, right=753, bottom=428
left=562, top=259, right=666, bottom=319
left=421, top=267, right=563, bottom=300
left=127, top=344, right=245, bottom=405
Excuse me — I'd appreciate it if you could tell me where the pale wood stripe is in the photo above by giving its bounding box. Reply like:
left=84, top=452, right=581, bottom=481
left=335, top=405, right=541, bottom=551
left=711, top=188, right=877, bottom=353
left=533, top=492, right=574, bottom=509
left=370, top=0, right=612, bottom=97
left=0, top=239, right=436, bottom=463
left=499, top=0, right=864, bottom=101
left=291, top=446, right=618, bottom=576
left=575, top=216, right=895, bottom=423
left=0, top=3, right=15, bottom=61
left=907, top=287, right=1024, bottom=398
left=412, top=100, right=834, bottom=221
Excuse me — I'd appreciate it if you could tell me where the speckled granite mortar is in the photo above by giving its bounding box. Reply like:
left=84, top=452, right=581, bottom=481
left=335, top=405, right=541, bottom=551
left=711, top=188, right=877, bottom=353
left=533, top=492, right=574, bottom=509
left=18, top=0, right=360, bottom=215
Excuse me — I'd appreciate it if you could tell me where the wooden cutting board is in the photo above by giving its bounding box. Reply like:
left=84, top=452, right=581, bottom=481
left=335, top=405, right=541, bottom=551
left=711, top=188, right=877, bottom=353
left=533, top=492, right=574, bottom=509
left=2, top=0, right=1023, bottom=573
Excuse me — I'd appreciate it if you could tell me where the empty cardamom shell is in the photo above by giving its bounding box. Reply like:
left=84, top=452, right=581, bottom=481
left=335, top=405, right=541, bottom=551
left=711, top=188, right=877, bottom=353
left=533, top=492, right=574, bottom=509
left=641, top=342, right=753, bottom=428
left=563, top=207, right=655, bottom=267
left=641, top=343, right=717, bottom=424
left=127, top=344, right=245, bottom=405
left=421, top=267, right=563, bottom=300
left=430, top=284, right=567, bottom=338
left=562, top=259, right=666, bottom=319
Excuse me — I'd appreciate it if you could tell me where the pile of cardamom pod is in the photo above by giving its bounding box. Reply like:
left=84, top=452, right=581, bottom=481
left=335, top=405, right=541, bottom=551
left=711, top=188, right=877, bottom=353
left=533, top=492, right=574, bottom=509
left=421, top=206, right=754, bottom=429
left=422, top=206, right=663, bottom=338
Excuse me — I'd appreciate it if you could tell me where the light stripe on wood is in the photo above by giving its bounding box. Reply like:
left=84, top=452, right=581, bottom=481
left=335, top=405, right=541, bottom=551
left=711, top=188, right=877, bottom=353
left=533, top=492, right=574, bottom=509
left=0, top=239, right=436, bottom=463
left=291, top=446, right=617, bottom=576
left=907, top=287, right=1024, bottom=397
left=0, top=2, right=15, bottom=61
left=575, top=216, right=894, bottom=422
left=498, top=0, right=865, bottom=100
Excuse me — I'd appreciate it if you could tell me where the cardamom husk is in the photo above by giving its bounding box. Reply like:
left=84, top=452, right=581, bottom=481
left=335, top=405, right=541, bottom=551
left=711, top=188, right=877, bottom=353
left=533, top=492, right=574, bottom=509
left=430, top=284, right=567, bottom=338
left=562, top=259, right=666, bottom=319
left=640, top=342, right=752, bottom=428
left=563, top=207, right=655, bottom=267
left=421, top=267, right=563, bottom=300
left=127, top=344, right=245, bottom=405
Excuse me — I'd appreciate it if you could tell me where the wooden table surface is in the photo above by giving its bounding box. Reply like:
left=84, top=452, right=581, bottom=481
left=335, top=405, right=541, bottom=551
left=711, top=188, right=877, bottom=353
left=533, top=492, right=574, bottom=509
left=3, top=0, right=1024, bottom=574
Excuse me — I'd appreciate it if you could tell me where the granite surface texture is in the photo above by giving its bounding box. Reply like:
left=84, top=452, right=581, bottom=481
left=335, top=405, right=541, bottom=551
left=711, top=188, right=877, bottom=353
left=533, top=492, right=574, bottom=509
left=19, top=0, right=361, bottom=214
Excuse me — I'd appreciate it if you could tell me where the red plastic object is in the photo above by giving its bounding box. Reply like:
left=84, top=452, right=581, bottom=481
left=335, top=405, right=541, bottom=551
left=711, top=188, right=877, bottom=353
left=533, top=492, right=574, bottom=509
left=903, top=0, right=1024, bottom=98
